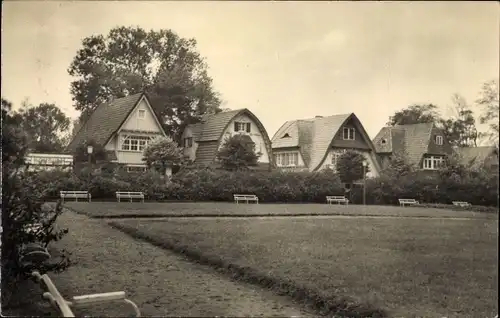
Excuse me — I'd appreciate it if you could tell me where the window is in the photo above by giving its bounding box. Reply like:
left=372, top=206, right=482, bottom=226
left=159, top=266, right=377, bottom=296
left=184, top=137, right=193, bottom=148
left=282, top=133, right=291, bottom=138
left=121, top=135, right=155, bottom=152
left=138, top=109, right=146, bottom=119
left=381, top=139, right=387, bottom=144
left=435, top=135, right=443, bottom=145
left=274, top=152, right=299, bottom=167
left=423, top=155, right=445, bottom=170
left=343, top=127, right=355, bottom=140
left=234, top=121, right=251, bottom=133
left=330, top=149, right=347, bottom=171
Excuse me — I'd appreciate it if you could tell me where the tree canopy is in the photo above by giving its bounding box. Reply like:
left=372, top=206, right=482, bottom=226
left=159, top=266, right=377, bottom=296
left=68, top=26, right=222, bottom=141
left=15, top=101, right=71, bottom=153
left=216, top=135, right=260, bottom=171
left=476, top=79, right=499, bottom=145
left=386, top=104, right=440, bottom=126
left=336, top=150, right=370, bottom=186
left=143, top=136, right=183, bottom=175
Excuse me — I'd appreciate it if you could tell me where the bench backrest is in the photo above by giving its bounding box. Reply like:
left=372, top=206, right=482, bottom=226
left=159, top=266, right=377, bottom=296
left=327, top=196, right=346, bottom=199
left=116, top=192, right=144, bottom=195
left=61, top=191, right=88, bottom=194
left=234, top=194, right=257, bottom=198
left=399, top=199, right=417, bottom=202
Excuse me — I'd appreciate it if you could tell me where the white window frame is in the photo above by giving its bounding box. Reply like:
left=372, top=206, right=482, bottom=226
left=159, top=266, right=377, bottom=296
left=184, top=137, right=193, bottom=148
left=234, top=121, right=251, bottom=133
left=435, top=135, right=443, bottom=145
left=138, top=109, right=146, bottom=119
left=121, top=135, right=155, bottom=152
left=423, top=155, right=445, bottom=170
left=343, top=127, right=355, bottom=140
left=274, top=152, right=299, bottom=167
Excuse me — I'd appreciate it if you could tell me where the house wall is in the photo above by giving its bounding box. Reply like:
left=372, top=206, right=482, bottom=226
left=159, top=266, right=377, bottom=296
left=219, top=113, right=270, bottom=163
left=330, top=118, right=371, bottom=150
left=181, top=125, right=199, bottom=161
left=104, top=97, right=164, bottom=166
left=427, top=127, right=453, bottom=156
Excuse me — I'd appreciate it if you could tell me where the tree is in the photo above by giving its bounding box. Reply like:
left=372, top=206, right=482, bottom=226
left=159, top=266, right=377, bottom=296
left=381, top=150, right=415, bottom=178
left=476, top=79, right=499, bottom=145
left=440, top=94, right=479, bottom=147
left=2, top=98, right=70, bottom=307
left=387, top=104, right=440, bottom=126
left=143, top=136, right=183, bottom=176
left=16, top=101, right=71, bottom=153
left=216, top=135, right=260, bottom=171
left=72, top=139, right=109, bottom=165
left=336, top=150, right=370, bottom=197
left=68, top=26, right=222, bottom=141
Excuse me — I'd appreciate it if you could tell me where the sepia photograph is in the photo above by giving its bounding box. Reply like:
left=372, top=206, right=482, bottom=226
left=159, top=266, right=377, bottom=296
left=1, top=1, right=498, bottom=317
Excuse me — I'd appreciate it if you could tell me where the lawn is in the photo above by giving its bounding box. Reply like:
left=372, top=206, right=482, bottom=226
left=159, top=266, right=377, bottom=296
left=64, top=201, right=498, bottom=219
left=110, top=216, right=499, bottom=318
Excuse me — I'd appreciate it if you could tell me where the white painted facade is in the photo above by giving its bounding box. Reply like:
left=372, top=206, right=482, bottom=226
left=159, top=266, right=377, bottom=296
left=218, top=113, right=270, bottom=163
left=103, top=96, right=168, bottom=174
left=181, top=126, right=199, bottom=162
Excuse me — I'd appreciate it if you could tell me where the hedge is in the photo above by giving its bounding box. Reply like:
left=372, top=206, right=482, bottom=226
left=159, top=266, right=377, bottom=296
left=26, top=166, right=498, bottom=207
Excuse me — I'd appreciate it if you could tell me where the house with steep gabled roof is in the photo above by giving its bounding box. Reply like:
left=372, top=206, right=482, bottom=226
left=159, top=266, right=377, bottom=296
left=454, top=146, right=499, bottom=171
left=372, top=122, right=454, bottom=171
left=181, top=108, right=274, bottom=170
left=66, top=92, right=168, bottom=173
left=271, top=113, right=382, bottom=177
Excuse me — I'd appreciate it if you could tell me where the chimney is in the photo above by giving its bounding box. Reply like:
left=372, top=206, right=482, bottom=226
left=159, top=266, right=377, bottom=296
left=315, top=115, right=323, bottom=118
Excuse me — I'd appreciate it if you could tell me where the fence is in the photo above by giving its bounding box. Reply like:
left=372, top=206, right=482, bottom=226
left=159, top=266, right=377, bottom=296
left=20, top=243, right=141, bottom=317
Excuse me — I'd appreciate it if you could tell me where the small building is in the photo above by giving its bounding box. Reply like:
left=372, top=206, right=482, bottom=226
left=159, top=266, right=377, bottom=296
left=271, top=113, right=381, bottom=177
left=181, top=108, right=274, bottom=170
left=372, top=122, right=454, bottom=171
left=24, top=153, right=74, bottom=171
left=66, top=93, right=169, bottom=174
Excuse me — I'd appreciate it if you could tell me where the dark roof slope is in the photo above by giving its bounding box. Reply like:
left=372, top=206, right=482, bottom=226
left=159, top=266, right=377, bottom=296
left=186, top=108, right=273, bottom=167
left=372, top=122, right=439, bottom=166
left=66, top=93, right=144, bottom=152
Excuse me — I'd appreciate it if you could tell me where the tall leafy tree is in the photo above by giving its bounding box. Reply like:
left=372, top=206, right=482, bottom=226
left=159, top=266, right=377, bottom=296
left=216, top=135, right=260, bottom=171
left=476, top=79, right=499, bottom=145
left=440, top=94, right=479, bottom=147
left=336, top=150, right=370, bottom=199
left=16, top=101, right=71, bottom=153
left=387, top=104, right=440, bottom=126
left=68, top=26, right=222, bottom=141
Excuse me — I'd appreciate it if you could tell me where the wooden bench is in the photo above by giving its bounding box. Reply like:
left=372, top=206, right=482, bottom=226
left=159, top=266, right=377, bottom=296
left=60, top=191, right=91, bottom=203
left=326, top=196, right=349, bottom=205
left=452, top=201, right=471, bottom=207
left=398, top=198, right=419, bottom=207
left=233, top=194, right=259, bottom=204
left=116, top=191, right=145, bottom=203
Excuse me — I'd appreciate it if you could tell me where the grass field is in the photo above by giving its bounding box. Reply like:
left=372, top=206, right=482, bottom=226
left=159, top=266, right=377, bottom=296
left=64, top=201, right=498, bottom=219
left=111, top=216, right=499, bottom=318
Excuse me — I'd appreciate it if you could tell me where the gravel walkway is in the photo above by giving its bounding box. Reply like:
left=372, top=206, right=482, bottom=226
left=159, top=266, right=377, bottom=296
left=49, top=210, right=313, bottom=317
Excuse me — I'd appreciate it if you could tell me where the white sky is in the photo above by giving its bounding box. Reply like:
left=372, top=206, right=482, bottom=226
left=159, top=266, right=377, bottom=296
left=1, top=1, right=499, bottom=139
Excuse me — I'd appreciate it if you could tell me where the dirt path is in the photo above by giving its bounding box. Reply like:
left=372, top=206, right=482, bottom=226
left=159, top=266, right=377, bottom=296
left=50, top=210, right=314, bottom=317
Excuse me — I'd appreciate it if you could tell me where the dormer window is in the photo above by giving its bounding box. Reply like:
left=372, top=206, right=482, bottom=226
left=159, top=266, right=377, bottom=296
left=435, top=135, right=443, bottom=145
left=184, top=137, right=193, bottom=148
left=381, top=139, right=387, bottom=144
left=343, top=127, right=355, bottom=140
left=138, top=109, right=146, bottom=119
left=235, top=122, right=251, bottom=133
left=282, top=133, right=291, bottom=138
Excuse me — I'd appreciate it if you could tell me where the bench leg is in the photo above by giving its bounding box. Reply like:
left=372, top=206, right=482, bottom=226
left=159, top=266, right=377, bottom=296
left=76, top=197, right=78, bottom=202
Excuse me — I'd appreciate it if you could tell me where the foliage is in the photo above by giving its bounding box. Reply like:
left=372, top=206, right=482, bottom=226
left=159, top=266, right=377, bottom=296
left=476, top=79, right=499, bottom=145
left=68, top=26, right=222, bottom=141
left=216, top=134, right=261, bottom=171
left=380, top=151, right=415, bottom=178
left=15, top=100, right=71, bottom=153
left=1, top=99, right=71, bottom=307
left=336, top=151, right=370, bottom=185
left=440, top=94, right=479, bottom=147
left=387, top=104, right=440, bottom=126
left=72, top=139, right=109, bottom=164
left=143, top=136, right=183, bottom=175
